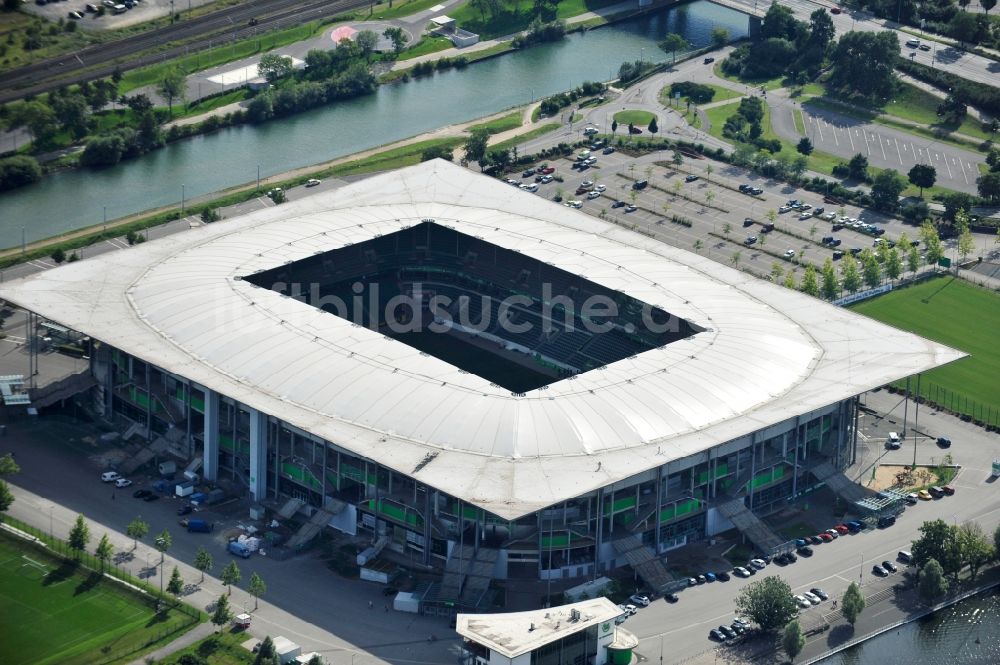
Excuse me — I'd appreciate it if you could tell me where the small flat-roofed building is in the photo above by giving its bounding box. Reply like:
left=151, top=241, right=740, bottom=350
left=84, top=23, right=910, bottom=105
left=457, top=598, right=634, bottom=665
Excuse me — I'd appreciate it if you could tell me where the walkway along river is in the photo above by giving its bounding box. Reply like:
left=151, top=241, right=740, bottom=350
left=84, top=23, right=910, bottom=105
left=0, top=1, right=748, bottom=248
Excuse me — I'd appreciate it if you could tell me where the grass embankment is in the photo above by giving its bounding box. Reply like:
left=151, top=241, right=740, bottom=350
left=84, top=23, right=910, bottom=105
left=489, top=123, right=561, bottom=152
left=371, top=0, right=449, bottom=20
left=448, top=0, right=624, bottom=39
left=659, top=83, right=743, bottom=108
left=850, top=276, right=1000, bottom=422
left=468, top=112, right=523, bottom=135
left=397, top=36, right=453, bottom=60
left=0, top=530, right=198, bottom=665
left=613, top=110, right=656, bottom=126
left=155, top=631, right=255, bottom=665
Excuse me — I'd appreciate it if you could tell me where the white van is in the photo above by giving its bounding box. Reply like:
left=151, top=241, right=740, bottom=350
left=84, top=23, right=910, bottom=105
left=101, top=471, right=121, bottom=482
left=887, top=432, right=901, bottom=449
left=898, top=550, right=913, bottom=564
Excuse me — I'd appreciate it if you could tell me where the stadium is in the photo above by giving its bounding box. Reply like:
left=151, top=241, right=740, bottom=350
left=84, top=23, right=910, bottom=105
left=0, top=160, right=962, bottom=608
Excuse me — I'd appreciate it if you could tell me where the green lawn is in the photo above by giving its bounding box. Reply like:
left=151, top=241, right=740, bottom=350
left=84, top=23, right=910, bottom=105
left=613, top=110, right=656, bottom=126
left=157, top=631, right=254, bottom=665
left=658, top=83, right=741, bottom=109
left=489, top=123, right=561, bottom=152
left=448, top=0, right=623, bottom=39
left=850, top=276, right=1000, bottom=423
left=324, top=137, right=465, bottom=177
left=0, top=532, right=196, bottom=665
left=793, top=108, right=806, bottom=135
left=371, top=0, right=449, bottom=20
left=468, top=111, right=523, bottom=135
left=397, top=36, right=453, bottom=60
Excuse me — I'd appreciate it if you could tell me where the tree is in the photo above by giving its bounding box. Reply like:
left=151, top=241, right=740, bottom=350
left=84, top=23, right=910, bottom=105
left=464, top=127, right=490, bottom=169
left=771, top=262, right=784, bottom=281
left=705, top=190, right=716, bottom=208
left=840, top=253, right=862, bottom=293
left=829, top=31, right=899, bottom=100
left=994, top=524, right=1000, bottom=555
left=648, top=117, right=658, bottom=135
left=249, top=572, right=267, bottom=610
left=167, top=566, right=184, bottom=596
left=956, top=210, right=975, bottom=265
left=984, top=0, right=997, bottom=15
left=254, top=636, right=277, bottom=665
left=885, top=247, right=903, bottom=281
left=919, top=221, right=945, bottom=266
left=658, top=33, right=689, bottom=64
left=918, top=558, right=949, bottom=602
left=0, top=453, right=19, bottom=514
left=126, top=517, right=149, bottom=550
left=257, top=53, right=294, bottom=84
left=95, top=534, right=114, bottom=571
left=157, top=69, right=186, bottom=117
left=383, top=27, right=409, bottom=56
left=711, top=26, right=730, bottom=47
left=421, top=143, right=453, bottom=162
left=870, top=169, right=906, bottom=212
left=907, top=164, right=936, bottom=197
left=783, top=620, right=805, bottom=662
left=693, top=239, right=703, bottom=252
left=704, top=163, right=714, bottom=182
left=801, top=265, right=819, bottom=296
left=154, top=529, right=172, bottom=561
left=956, top=522, right=993, bottom=581
left=808, top=8, right=835, bottom=50
left=783, top=271, right=796, bottom=289
left=860, top=248, right=882, bottom=288
left=937, top=95, right=967, bottom=125
left=3, top=0, right=19, bottom=10
left=356, top=30, right=378, bottom=60
left=847, top=153, right=869, bottom=181
left=68, top=514, right=90, bottom=557
left=907, top=243, right=920, bottom=275
left=796, top=137, right=813, bottom=155
left=731, top=250, right=742, bottom=268
left=841, top=582, right=866, bottom=625
left=978, top=171, right=1000, bottom=203
left=211, top=594, right=233, bottom=630
left=221, top=561, right=242, bottom=595
left=821, top=258, right=839, bottom=299
left=611, top=119, right=618, bottom=134
left=734, top=576, right=798, bottom=632
left=912, top=519, right=962, bottom=580
left=722, top=222, right=732, bottom=237
left=194, top=547, right=213, bottom=583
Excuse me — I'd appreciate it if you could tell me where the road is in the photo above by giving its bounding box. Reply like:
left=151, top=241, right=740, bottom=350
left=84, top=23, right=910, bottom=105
left=0, top=0, right=372, bottom=104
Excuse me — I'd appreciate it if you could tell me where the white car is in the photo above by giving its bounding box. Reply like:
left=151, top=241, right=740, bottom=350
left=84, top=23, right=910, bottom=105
left=521, top=183, right=539, bottom=192
left=778, top=205, right=792, bottom=213
left=749, top=558, right=767, bottom=570
left=115, top=478, right=133, bottom=488
left=798, top=212, right=812, bottom=220
left=583, top=127, right=599, bottom=135
left=581, top=180, right=594, bottom=188
left=784, top=250, right=796, bottom=258
left=540, top=175, right=554, bottom=184
left=629, top=594, right=651, bottom=607
left=595, top=184, right=606, bottom=192
left=733, top=566, right=752, bottom=578
left=803, top=591, right=821, bottom=604
left=587, top=190, right=601, bottom=199
left=305, top=178, right=321, bottom=187
left=794, top=595, right=812, bottom=609
left=566, top=200, right=583, bottom=208
left=101, top=471, right=121, bottom=483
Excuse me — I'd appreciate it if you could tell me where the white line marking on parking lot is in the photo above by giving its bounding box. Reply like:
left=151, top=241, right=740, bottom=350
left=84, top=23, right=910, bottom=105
left=877, top=134, right=887, bottom=161
left=862, top=129, right=871, bottom=155
left=815, top=117, right=825, bottom=142
left=943, top=154, right=953, bottom=178
left=848, top=127, right=856, bottom=151
left=958, top=158, right=969, bottom=184
left=893, top=138, right=902, bottom=164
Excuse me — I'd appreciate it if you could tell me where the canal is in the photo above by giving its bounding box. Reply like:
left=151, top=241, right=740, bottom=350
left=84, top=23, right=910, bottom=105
left=0, top=1, right=748, bottom=247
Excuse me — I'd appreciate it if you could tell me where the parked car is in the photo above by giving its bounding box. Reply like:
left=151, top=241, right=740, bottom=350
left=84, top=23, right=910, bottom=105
left=719, top=625, right=737, bottom=639
left=709, top=628, right=727, bottom=641
left=906, top=493, right=919, bottom=504
left=833, top=524, right=849, bottom=534
left=177, top=505, right=193, bottom=516
left=797, top=545, right=813, bottom=557
left=794, top=595, right=812, bottom=608
left=803, top=591, right=821, bottom=604
left=522, top=168, right=536, bottom=177
left=305, top=178, right=321, bottom=187
left=696, top=574, right=707, bottom=584
left=688, top=577, right=698, bottom=586
left=115, top=478, right=132, bottom=488
left=818, top=533, right=833, bottom=542
left=750, top=558, right=767, bottom=570
left=929, top=486, right=944, bottom=498
left=629, top=594, right=651, bottom=607
left=877, top=515, right=896, bottom=528
left=540, top=166, right=555, bottom=174
left=825, top=528, right=840, bottom=539
left=716, top=571, right=731, bottom=582
left=625, top=205, right=637, bottom=212
left=685, top=174, right=699, bottom=182
left=744, top=236, right=757, bottom=246
left=941, top=485, right=955, bottom=495
left=632, top=179, right=648, bottom=190
left=743, top=218, right=755, bottom=227
left=133, top=489, right=151, bottom=499
left=705, top=572, right=717, bottom=582
left=936, top=437, right=952, bottom=448
left=101, top=471, right=121, bottom=483
left=918, top=489, right=932, bottom=500
left=603, top=146, right=616, bottom=154
left=733, top=566, right=751, bottom=578
left=703, top=57, right=715, bottom=64
left=872, top=565, right=889, bottom=577
left=882, top=560, right=898, bottom=573
left=810, top=587, right=829, bottom=601
left=587, top=190, right=601, bottom=199
left=784, top=250, right=796, bottom=258
left=898, top=551, right=914, bottom=564
left=847, top=520, right=864, bottom=533
left=665, top=592, right=679, bottom=603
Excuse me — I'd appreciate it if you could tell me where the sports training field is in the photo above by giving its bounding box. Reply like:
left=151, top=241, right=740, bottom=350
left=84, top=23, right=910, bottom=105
left=0, top=531, right=194, bottom=665
left=850, top=276, right=1000, bottom=423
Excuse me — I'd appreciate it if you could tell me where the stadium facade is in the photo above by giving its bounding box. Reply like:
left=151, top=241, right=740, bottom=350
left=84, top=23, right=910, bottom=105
left=0, top=161, right=961, bottom=600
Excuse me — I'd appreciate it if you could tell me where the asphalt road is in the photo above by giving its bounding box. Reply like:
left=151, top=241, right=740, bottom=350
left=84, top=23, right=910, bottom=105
left=0, top=0, right=372, bottom=103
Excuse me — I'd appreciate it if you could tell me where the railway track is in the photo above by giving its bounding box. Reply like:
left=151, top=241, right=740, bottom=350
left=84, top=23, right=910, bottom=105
left=0, top=0, right=371, bottom=103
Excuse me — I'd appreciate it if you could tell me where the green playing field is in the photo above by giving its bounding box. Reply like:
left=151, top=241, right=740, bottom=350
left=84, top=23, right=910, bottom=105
left=0, top=531, right=194, bottom=665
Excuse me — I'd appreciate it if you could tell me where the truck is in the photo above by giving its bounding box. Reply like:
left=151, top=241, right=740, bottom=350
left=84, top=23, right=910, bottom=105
left=228, top=541, right=252, bottom=558
left=185, top=518, right=214, bottom=533
left=232, top=613, right=252, bottom=630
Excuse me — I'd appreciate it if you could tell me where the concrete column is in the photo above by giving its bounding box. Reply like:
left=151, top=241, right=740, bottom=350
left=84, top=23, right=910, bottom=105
left=202, top=388, right=219, bottom=482
left=654, top=465, right=663, bottom=554
left=249, top=407, right=267, bottom=502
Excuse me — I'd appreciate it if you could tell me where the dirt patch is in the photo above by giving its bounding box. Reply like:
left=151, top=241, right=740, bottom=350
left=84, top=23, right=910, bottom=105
left=865, top=464, right=940, bottom=492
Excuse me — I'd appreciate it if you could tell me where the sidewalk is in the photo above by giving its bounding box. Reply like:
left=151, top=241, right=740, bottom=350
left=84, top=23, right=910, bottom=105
left=127, top=622, right=217, bottom=665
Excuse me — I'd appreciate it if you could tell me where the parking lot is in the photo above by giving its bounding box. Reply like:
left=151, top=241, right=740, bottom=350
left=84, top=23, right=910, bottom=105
left=795, top=103, right=984, bottom=194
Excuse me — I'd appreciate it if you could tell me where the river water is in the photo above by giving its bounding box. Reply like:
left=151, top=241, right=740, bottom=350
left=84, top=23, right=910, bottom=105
left=819, top=589, right=1000, bottom=665
left=0, top=1, right=748, bottom=247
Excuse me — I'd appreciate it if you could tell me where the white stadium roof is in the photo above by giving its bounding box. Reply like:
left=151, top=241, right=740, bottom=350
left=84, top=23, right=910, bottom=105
left=0, top=160, right=963, bottom=519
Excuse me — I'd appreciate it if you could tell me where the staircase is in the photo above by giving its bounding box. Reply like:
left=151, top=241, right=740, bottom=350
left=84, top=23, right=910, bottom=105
left=812, top=461, right=874, bottom=503
left=119, top=437, right=170, bottom=474
left=284, top=498, right=346, bottom=550
left=440, top=544, right=474, bottom=602
left=277, top=497, right=305, bottom=519
left=612, top=534, right=675, bottom=593
left=148, top=383, right=185, bottom=425
left=459, top=548, right=498, bottom=608
left=716, top=498, right=784, bottom=554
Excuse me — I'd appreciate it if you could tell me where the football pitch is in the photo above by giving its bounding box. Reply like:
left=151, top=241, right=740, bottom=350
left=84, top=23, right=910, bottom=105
left=850, top=276, right=1000, bottom=422
left=0, top=532, right=193, bottom=665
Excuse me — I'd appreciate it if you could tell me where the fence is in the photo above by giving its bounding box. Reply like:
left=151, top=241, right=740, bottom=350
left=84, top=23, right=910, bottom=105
left=0, top=516, right=203, bottom=662
left=889, top=381, right=1000, bottom=430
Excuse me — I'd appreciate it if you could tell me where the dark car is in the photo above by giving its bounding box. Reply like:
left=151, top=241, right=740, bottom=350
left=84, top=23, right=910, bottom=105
left=719, top=625, right=737, bottom=639
left=743, top=218, right=755, bottom=227
left=625, top=205, right=637, bottom=212
left=628, top=126, right=643, bottom=134
left=810, top=587, right=829, bottom=601
left=847, top=520, right=864, bottom=533
left=739, top=184, right=751, bottom=193
left=685, top=174, right=699, bottom=182
left=773, top=553, right=790, bottom=566
left=703, top=57, right=715, bottom=65
left=696, top=575, right=706, bottom=584
left=936, top=437, right=952, bottom=448
left=632, top=179, right=648, bottom=190
left=143, top=493, right=160, bottom=502
left=808, top=535, right=822, bottom=545
left=133, top=489, right=151, bottom=499
left=710, top=628, right=727, bottom=641
left=881, top=560, right=898, bottom=573
left=786, top=552, right=798, bottom=563
left=849, top=247, right=863, bottom=255
left=832, top=223, right=844, bottom=231
left=522, top=168, right=536, bottom=177
left=749, top=187, right=763, bottom=195
left=611, top=200, right=626, bottom=208
left=873, top=564, right=889, bottom=577
left=602, top=146, right=616, bottom=154
left=665, top=592, right=679, bottom=603
left=177, top=505, right=193, bottom=516
left=797, top=545, right=814, bottom=557
left=877, top=515, right=896, bottom=528
left=716, top=571, right=731, bottom=582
